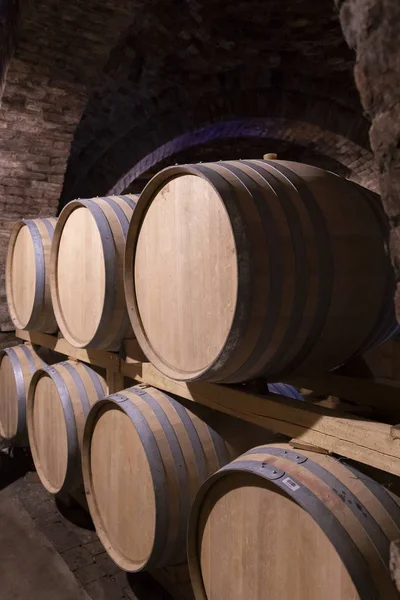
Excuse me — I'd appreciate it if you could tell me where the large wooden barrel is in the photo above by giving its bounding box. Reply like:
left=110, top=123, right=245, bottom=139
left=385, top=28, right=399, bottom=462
left=6, top=218, right=57, bottom=333
left=125, top=160, right=397, bottom=383
left=0, top=344, right=46, bottom=444
left=82, top=384, right=231, bottom=571
left=27, top=360, right=107, bottom=494
left=50, top=195, right=137, bottom=350
left=188, top=443, right=400, bottom=600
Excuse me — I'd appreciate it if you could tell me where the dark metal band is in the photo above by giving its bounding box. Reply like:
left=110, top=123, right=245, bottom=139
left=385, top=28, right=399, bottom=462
left=231, top=160, right=308, bottom=380
left=109, top=392, right=169, bottom=568
left=81, top=363, right=106, bottom=401
left=42, top=218, right=55, bottom=238
left=257, top=446, right=390, bottom=564
left=60, top=362, right=91, bottom=417
left=101, top=196, right=130, bottom=238
left=261, top=160, right=334, bottom=375
left=215, top=457, right=378, bottom=600
left=118, top=195, right=137, bottom=211
left=44, top=365, right=79, bottom=493
left=130, top=387, right=189, bottom=567
left=4, top=347, right=26, bottom=440
left=19, top=344, right=39, bottom=374
left=80, top=200, right=116, bottom=348
left=23, top=220, right=45, bottom=328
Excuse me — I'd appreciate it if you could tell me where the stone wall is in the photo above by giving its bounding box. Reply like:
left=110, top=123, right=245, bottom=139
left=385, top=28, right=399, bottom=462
left=0, top=0, right=137, bottom=336
left=338, top=0, right=400, bottom=320
left=0, top=0, right=384, bottom=340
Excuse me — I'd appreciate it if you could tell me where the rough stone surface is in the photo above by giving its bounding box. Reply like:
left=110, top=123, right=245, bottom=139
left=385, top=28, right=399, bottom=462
left=0, top=0, right=389, bottom=334
left=338, top=0, right=400, bottom=319
left=0, top=0, right=138, bottom=331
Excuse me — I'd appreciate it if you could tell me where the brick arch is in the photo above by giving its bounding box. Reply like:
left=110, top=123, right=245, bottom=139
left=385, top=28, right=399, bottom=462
left=0, top=0, right=377, bottom=334
left=0, top=0, right=137, bottom=331
left=59, top=0, right=372, bottom=205
left=109, top=117, right=377, bottom=195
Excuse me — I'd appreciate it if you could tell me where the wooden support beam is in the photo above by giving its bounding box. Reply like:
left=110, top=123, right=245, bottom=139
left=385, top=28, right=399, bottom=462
left=121, top=361, right=400, bottom=477
left=106, top=369, right=125, bottom=395
left=287, top=373, right=400, bottom=421
left=16, top=330, right=119, bottom=370
left=15, top=330, right=400, bottom=478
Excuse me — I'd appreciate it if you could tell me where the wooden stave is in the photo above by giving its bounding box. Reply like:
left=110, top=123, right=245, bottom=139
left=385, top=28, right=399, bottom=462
left=188, top=443, right=400, bottom=600
left=0, top=344, right=46, bottom=444
left=6, top=218, right=58, bottom=333
left=82, top=384, right=231, bottom=572
left=27, top=360, right=107, bottom=494
left=125, top=160, right=396, bottom=383
left=50, top=195, right=137, bottom=350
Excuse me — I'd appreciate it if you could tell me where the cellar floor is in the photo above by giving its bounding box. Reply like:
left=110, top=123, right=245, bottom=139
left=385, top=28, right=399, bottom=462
left=0, top=492, right=89, bottom=600
left=0, top=449, right=171, bottom=600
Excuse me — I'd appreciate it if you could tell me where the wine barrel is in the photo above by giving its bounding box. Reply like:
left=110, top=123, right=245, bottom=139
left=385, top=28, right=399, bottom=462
left=125, top=160, right=397, bottom=383
left=6, top=218, right=57, bottom=333
left=27, top=360, right=107, bottom=494
left=0, top=344, right=46, bottom=444
left=82, top=385, right=231, bottom=571
left=188, top=443, right=400, bottom=600
left=50, top=195, right=138, bottom=350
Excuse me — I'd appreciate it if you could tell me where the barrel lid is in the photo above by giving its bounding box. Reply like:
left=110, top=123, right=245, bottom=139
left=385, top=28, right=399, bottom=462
left=84, top=402, right=156, bottom=571
left=0, top=354, right=18, bottom=439
left=55, top=206, right=106, bottom=347
left=192, top=471, right=357, bottom=600
left=133, top=174, right=238, bottom=378
left=29, top=374, right=68, bottom=493
left=9, top=223, right=37, bottom=328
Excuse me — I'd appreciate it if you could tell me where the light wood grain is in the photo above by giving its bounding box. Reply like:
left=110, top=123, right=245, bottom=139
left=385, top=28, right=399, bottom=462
left=27, top=360, right=107, bottom=494
left=11, top=226, right=36, bottom=326
left=16, top=330, right=120, bottom=370
left=82, top=384, right=231, bottom=571
left=16, top=330, right=400, bottom=478
left=6, top=218, right=57, bottom=332
left=125, top=160, right=396, bottom=383
left=189, top=443, right=400, bottom=599
left=51, top=195, right=137, bottom=350
left=135, top=175, right=237, bottom=375
left=0, top=344, right=46, bottom=443
left=0, top=355, right=18, bottom=439
left=57, top=207, right=105, bottom=345
left=31, top=375, right=68, bottom=492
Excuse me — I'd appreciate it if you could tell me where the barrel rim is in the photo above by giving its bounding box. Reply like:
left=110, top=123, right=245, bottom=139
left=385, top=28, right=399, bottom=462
left=82, top=394, right=158, bottom=572
left=0, top=348, right=22, bottom=441
left=27, top=365, right=79, bottom=494
left=50, top=200, right=109, bottom=349
left=124, top=164, right=250, bottom=381
left=187, top=443, right=390, bottom=600
left=6, top=220, right=40, bottom=330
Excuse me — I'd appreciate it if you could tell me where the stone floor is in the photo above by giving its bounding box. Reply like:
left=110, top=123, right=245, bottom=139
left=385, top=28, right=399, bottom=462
left=0, top=448, right=173, bottom=600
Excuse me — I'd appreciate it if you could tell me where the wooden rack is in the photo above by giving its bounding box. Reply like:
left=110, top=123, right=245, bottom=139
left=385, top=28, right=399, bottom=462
left=16, top=329, right=400, bottom=478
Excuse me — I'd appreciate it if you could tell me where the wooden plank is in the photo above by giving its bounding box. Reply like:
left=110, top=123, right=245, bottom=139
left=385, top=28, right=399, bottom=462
left=16, top=330, right=119, bottom=370
left=106, top=369, right=125, bottom=395
left=287, top=373, right=400, bottom=421
left=15, top=331, right=400, bottom=477
left=121, top=361, right=400, bottom=477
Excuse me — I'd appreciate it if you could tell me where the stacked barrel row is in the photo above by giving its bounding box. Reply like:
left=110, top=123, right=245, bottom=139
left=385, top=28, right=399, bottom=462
left=2, top=352, right=400, bottom=599
left=4, top=161, right=397, bottom=378
left=2, top=161, right=400, bottom=599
